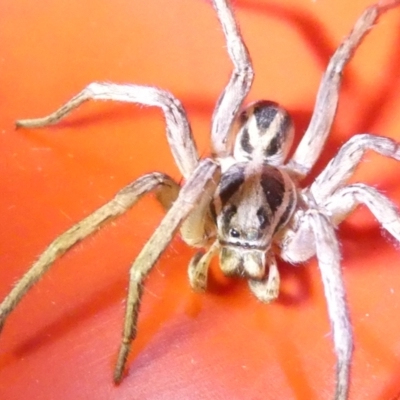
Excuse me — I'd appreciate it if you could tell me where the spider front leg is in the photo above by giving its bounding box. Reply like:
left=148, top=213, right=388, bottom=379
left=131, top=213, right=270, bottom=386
left=310, top=133, right=400, bottom=202
left=17, top=83, right=199, bottom=179
left=281, top=211, right=352, bottom=400
left=210, top=0, right=254, bottom=157
left=288, top=1, right=400, bottom=178
left=114, top=159, right=220, bottom=383
left=0, top=172, right=180, bottom=333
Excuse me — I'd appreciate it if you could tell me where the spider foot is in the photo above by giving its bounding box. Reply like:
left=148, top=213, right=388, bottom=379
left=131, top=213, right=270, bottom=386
left=114, top=342, right=130, bottom=385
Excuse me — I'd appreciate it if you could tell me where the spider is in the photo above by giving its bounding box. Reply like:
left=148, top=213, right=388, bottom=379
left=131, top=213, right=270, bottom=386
left=1, top=0, right=400, bottom=398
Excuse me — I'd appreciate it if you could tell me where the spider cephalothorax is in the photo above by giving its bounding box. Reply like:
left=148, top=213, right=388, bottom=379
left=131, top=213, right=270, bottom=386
left=214, top=161, right=296, bottom=279
left=1, top=1, right=400, bottom=399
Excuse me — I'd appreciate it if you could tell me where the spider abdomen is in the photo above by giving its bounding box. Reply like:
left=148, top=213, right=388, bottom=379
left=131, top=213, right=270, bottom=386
left=232, top=100, right=295, bottom=166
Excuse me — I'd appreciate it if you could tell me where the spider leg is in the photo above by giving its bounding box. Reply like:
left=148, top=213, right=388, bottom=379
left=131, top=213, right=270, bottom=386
left=282, top=211, right=352, bottom=400
left=248, top=254, right=280, bottom=303
left=0, top=172, right=180, bottom=333
left=308, top=211, right=352, bottom=400
left=310, top=134, right=400, bottom=202
left=180, top=178, right=217, bottom=248
left=287, top=1, right=400, bottom=178
left=285, top=134, right=400, bottom=253
left=279, top=209, right=315, bottom=264
left=324, top=183, right=400, bottom=240
left=114, top=159, right=220, bottom=383
left=188, top=241, right=220, bottom=292
left=210, top=0, right=254, bottom=158
left=16, top=83, right=199, bottom=179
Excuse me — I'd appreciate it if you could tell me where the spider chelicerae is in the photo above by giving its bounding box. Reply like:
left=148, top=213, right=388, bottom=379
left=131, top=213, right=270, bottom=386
left=1, top=1, right=400, bottom=399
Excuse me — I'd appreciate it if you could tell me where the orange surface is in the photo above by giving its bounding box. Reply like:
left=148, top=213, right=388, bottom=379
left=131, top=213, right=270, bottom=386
left=1, top=1, right=400, bottom=399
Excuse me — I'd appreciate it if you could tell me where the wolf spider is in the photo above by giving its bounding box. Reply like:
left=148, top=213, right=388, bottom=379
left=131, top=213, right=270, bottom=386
left=1, top=0, right=400, bottom=399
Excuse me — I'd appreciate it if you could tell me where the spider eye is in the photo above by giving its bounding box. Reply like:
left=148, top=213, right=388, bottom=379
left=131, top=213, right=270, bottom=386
left=229, top=228, right=240, bottom=238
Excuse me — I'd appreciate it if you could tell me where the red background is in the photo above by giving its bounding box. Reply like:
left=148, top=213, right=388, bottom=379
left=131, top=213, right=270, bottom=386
left=1, top=0, right=400, bottom=399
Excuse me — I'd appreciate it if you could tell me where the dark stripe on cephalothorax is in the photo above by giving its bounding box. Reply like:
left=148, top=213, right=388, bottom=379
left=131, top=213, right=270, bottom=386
left=275, top=189, right=295, bottom=233
left=221, top=204, right=237, bottom=231
left=260, top=169, right=285, bottom=213
left=240, top=127, right=253, bottom=153
left=218, top=165, right=245, bottom=205
left=256, top=206, right=269, bottom=230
